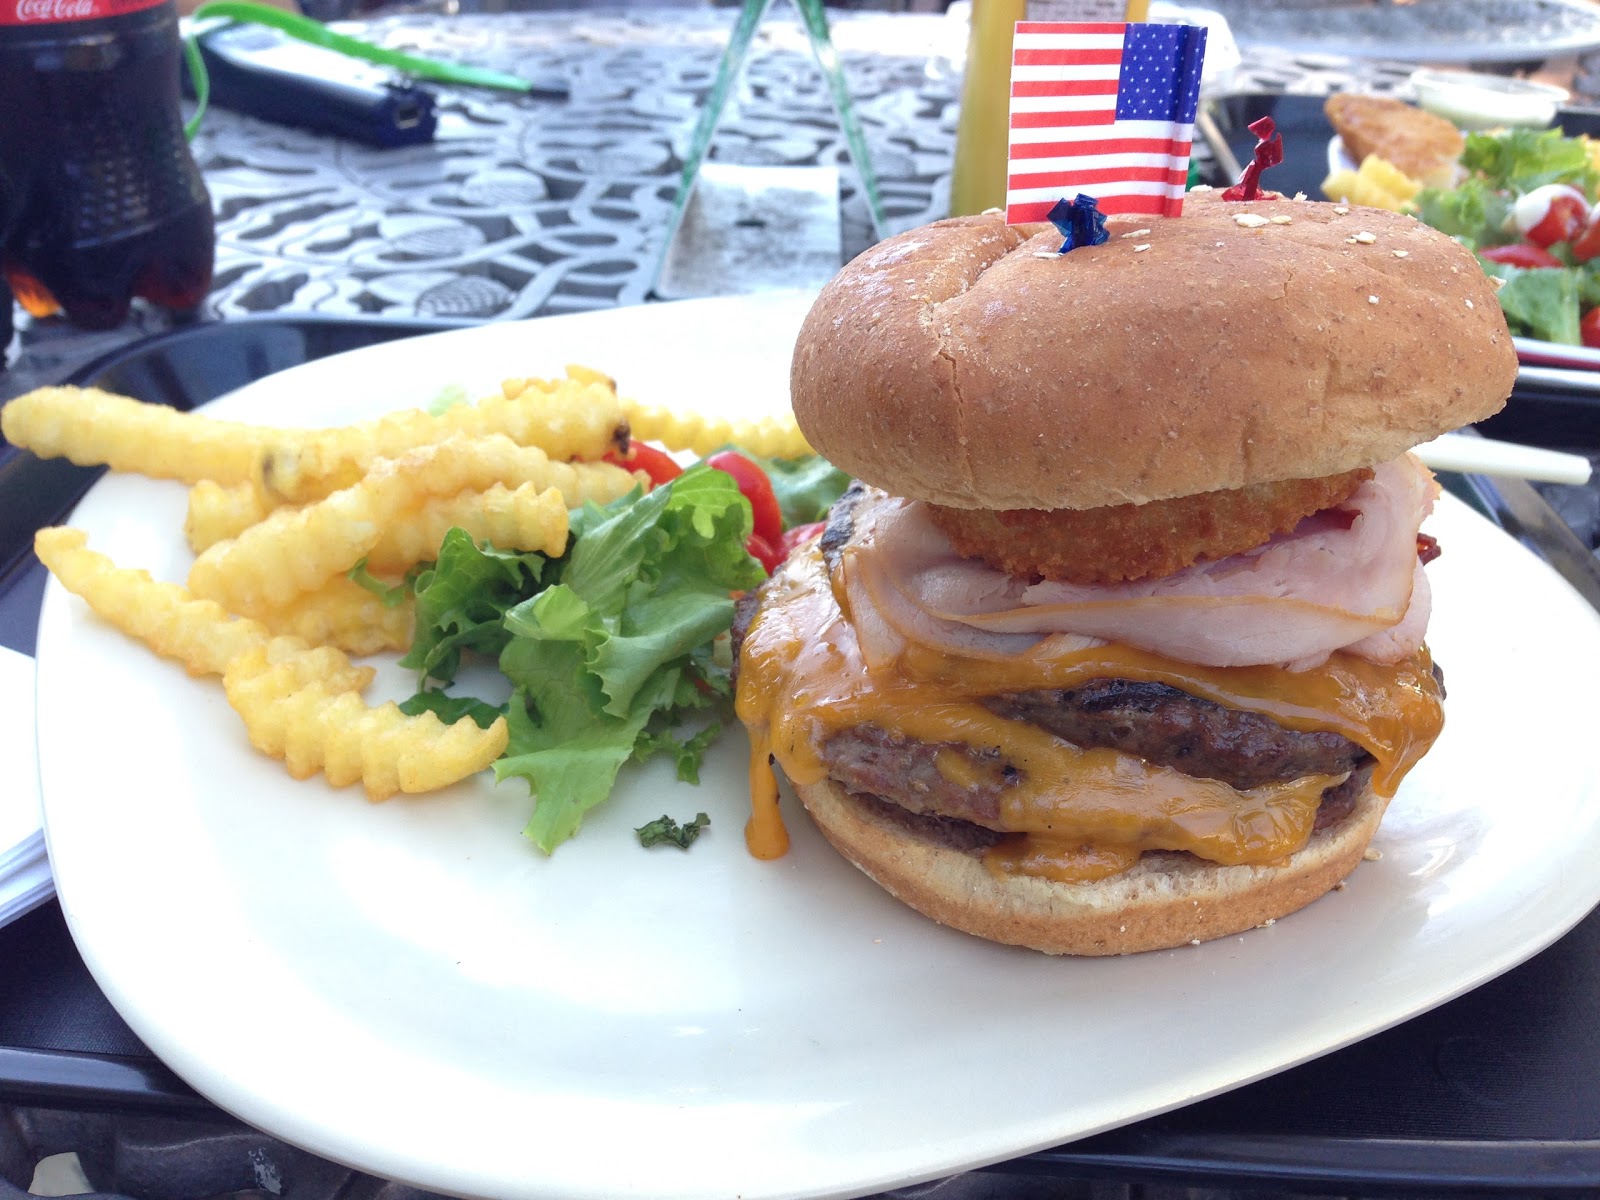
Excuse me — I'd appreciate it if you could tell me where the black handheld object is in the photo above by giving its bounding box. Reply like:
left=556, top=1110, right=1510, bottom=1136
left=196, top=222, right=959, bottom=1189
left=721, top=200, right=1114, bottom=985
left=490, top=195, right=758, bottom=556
left=186, top=21, right=438, bottom=148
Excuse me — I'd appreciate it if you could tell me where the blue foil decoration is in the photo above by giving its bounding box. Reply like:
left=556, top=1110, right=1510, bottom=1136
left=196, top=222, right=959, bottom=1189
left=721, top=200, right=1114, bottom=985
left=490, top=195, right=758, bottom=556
left=1047, top=194, right=1109, bottom=254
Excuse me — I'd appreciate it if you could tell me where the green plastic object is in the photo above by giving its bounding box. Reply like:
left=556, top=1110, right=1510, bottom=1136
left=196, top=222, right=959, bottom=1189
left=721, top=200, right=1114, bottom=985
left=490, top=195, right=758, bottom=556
left=653, top=0, right=886, bottom=287
left=182, top=0, right=531, bottom=138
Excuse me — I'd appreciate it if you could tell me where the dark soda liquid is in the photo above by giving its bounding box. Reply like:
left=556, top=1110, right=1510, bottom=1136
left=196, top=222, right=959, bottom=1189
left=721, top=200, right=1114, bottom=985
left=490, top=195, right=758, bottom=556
left=0, top=0, right=215, bottom=330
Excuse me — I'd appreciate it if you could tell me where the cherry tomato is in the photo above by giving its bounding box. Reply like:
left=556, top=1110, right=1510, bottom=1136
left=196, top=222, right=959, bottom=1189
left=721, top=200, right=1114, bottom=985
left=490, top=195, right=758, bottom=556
left=745, top=532, right=783, bottom=575
left=603, top=442, right=682, bottom=487
left=1523, top=191, right=1589, bottom=248
left=1573, top=216, right=1600, bottom=264
left=1581, top=307, right=1600, bottom=349
left=703, top=450, right=784, bottom=549
left=1478, top=243, right=1564, bottom=269
left=779, top=521, right=826, bottom=557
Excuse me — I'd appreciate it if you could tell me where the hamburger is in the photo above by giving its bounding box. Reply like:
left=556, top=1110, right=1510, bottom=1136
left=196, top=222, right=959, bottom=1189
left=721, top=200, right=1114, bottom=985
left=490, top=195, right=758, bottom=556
left=733, top=192, right=1517, bottom=955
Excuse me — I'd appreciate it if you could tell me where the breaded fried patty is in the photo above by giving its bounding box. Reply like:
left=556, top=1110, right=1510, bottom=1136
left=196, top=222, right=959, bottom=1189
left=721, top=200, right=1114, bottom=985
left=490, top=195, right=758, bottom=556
left=1324, top=93, right=1463, bottom=188
left=928, top=468, right=1372, bottom=584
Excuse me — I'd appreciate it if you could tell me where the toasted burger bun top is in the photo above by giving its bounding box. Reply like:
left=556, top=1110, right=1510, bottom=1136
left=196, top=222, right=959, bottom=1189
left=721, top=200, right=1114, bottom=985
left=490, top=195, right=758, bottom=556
left=790, top=194, right=1517, bottom=511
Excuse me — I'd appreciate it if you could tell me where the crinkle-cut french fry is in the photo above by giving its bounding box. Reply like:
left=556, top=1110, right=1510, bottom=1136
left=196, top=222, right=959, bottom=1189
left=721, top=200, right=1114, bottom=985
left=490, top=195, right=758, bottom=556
left=185, top=480, right=278, bottom=554
left=3, top=387, right=279, bottom=485
left=384, top=434, right=639, bottom=507
left=194, top=437, right=623, bottom=615
left=455, top=372, right=630, bottom=464
left=32, top=527, right=372, bottom=694
left=188, top=446, right=433, bottom=615
left=620, top=397, right=813, bottom=460
left=554, top=363, right=615, bottom=390
left=35, top=526, right=270, bottom=676
left=497, top=363, right=616, bottom=405
left=315, top=431, right=635, bottom=516
left=257, top=635, right=375, bottom=694
left=256, top=368, right=631, bottom=504
left=365, top=482, right=568, bottom=574
left=256, top=576, right=414, bottom=657
left=223, top=645, right=509, bottom=800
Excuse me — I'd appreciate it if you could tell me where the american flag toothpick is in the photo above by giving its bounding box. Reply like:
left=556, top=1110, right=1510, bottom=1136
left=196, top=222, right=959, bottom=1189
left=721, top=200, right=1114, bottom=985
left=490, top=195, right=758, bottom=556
left=1005, top=21, right=1208, bottom=224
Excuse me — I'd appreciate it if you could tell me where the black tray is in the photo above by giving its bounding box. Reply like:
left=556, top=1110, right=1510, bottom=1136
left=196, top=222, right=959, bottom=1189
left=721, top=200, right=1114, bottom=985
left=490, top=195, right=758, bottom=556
left=4, top=315, right=1600, bottom=1195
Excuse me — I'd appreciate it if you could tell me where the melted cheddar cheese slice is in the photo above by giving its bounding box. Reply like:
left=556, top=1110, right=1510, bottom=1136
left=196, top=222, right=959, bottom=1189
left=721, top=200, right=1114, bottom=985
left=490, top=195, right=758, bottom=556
left=736, top=542, right=1444, bottom=879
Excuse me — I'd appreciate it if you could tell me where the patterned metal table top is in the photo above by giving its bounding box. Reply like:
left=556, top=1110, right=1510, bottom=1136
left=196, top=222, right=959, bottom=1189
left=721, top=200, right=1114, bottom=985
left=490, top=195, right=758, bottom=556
left=0, top=5, right=1430, bottom=396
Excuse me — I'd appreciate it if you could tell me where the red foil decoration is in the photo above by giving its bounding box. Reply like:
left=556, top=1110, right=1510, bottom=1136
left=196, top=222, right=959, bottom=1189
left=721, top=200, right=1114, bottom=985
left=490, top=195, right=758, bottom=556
left=1222, top=116, right=1284, bottom=201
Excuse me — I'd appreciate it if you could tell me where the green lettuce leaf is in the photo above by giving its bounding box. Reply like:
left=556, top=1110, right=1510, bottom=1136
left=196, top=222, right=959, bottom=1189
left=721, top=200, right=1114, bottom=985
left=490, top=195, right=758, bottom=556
left=633, top=718, right=723, bottom=785
left=347, top=559, right=422, bottom=608
left=1460, top=127, right=1600, bottom=196
left=1475, top=258, right=1582, bottom=344
left=1412, top=176, right=1511, bottom=248
left=401, top=529, right=551, bottom=683
left=1578, top=262, right=1600, bottom=312
left=399, top=688, right=507, bottom=729
left=495, top=643, right=671, bottom=851
left=387, top=464, right=764, bottom=853
left=427, top=382, right=472, bottom=416
left=492, top=463, right=765, bottom=851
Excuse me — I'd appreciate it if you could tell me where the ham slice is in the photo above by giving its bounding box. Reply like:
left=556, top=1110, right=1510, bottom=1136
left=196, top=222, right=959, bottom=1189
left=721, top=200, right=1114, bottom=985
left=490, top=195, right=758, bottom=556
left=842, top=501, right=1067, bottom=669
left=842, top=456, right=1436, bottom=670
left=1339, top=559, right=1432, bottom=666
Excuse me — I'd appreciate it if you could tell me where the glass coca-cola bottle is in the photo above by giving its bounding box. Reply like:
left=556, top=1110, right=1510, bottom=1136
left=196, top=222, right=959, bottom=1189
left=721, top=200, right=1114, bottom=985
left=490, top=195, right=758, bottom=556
left=0, top=0, right=215, bottom=331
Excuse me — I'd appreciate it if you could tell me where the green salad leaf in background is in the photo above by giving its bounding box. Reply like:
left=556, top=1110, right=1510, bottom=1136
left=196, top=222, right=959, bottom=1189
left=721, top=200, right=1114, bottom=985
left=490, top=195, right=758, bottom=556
left=1475, top=258, right=1583, bottom=346
left=1413, top=127, right=1600, bottom=345
left=1412, top=176, right=1511, bottom=247
left=1457, top=126, right=1600, bottom=198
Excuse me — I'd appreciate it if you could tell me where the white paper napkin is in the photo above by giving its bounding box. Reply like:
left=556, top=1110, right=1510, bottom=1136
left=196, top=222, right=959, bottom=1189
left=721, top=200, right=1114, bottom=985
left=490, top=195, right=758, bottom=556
left=0, top=644, right=51, bottom=927
left=0, top=855, right=52, bottom=928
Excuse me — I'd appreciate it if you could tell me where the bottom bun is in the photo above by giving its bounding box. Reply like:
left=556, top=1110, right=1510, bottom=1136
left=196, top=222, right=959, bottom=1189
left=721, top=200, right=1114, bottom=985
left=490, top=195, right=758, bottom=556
left=793, top=777, right=1390, bottom=956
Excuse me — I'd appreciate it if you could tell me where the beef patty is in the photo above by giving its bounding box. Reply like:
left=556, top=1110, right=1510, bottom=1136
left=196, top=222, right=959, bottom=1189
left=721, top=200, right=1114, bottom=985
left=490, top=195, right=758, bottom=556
left=735, top=480, right=1379, bottom=843
left=817, top=683, right=1371, bottom=833
left=986, top=679, right=1367, bottom=791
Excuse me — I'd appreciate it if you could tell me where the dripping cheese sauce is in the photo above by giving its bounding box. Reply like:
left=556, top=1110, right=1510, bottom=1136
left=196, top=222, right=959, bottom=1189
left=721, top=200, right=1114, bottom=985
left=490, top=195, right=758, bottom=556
left=736, top=540, right=1444, bottom=881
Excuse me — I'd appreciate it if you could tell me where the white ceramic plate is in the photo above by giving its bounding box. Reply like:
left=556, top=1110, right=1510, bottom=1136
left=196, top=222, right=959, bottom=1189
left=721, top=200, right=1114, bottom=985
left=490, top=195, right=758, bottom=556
left=1326, top=133, right=1358, bottom=181
left=34, top=293, right=1600, bottom=1200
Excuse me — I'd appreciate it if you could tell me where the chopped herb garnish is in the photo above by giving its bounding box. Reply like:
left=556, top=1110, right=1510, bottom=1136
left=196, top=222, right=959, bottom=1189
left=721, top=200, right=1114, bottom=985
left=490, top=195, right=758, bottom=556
left=636, top=812, right=711, bottom=850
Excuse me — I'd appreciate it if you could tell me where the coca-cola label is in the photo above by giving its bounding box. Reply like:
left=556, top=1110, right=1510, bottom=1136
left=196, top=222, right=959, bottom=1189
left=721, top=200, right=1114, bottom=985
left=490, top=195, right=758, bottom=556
left=1, top=0, right=165, bottom=23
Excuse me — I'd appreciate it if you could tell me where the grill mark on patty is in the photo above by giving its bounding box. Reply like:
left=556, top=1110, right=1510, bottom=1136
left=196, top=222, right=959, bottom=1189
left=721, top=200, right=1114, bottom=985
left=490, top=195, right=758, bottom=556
left=730, top=589, right=761, bottom=691
left=985, top=679, right=1368, bottom=791
left=820, top=478, right=871, bottom=572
